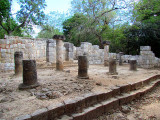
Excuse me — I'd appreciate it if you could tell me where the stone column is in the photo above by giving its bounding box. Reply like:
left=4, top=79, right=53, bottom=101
left=130, top=60, right=137, bottom=71
left=78, top=56, right=89, bottom=79
left=53, top=35, right=65, bottom=71
left=14, top=51, right=23, bottom=75
left=119, top=52, right=123, bottom=65
left=64, top=42, right=74, bottom=62
left=109, top=58, right=118, bottom=75
left=19, top=60, right=39, bottom=90
left=103, top=41, right=110, bottom=66
left=46, top=40, right=49, bottom=62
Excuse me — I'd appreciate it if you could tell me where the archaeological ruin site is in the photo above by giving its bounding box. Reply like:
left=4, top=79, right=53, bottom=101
left=0, top=35, right=160, bottom=120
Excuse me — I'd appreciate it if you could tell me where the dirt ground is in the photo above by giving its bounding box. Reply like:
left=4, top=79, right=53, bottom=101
left=0, top=64, right=160, bottom=119
left=94, top=84, right=160, bottom=120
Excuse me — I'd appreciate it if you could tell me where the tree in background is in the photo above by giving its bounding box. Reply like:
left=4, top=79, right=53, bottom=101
left=63, top=13, right=99, bottom=46
left=0, top=0, right=46, bottom=37
left=63, top=0, right=132, bottom=48
left=123, top=0, right=160, bottom=56
left=37, top=11, right=68, bottom=39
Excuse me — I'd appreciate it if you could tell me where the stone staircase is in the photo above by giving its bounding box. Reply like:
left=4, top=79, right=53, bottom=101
left=15, top=75, right=160, bottom=120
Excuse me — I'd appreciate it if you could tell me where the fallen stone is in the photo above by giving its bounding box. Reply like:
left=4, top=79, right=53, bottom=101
left=120, top=106, right=131, bottom=114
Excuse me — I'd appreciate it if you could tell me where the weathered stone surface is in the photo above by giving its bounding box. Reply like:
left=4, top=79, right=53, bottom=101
left=102, top=98, right=119, bottom=113
left=57, top=115, right=73, bottom=120
left=74, top=97, right=86, bottom=113
left=84, top=93, right=97, bottom=107
left=64, top=99, right=77, bottom=115
left=140, top=46, right=151, bottom=51
left=118, top=84, right=131, bottom=93
left=104, top=45, right=109, bottom=66
left=85, top=104, right=104, bottom=120
left=19, top=60, right=39, bottom=90
left=47, top=103, right=65, bottom=120
left=31, top=108, right=48, bottom=120
left=119, top=52, right=123, bottom=66
left=108, top=58, right=118, bottom=75
left=130, top=60, right=137, bottom=71
left=110, top=86, right=121, bottom=96
left=14, top=114, right=31, bottom=120
left=55, top=37, right=64, bottom=71
left=78, top=56, right=89, bottom=79
left=14, top=51, right=23, bottom=75
left=53, top=35, right=65, bottom=40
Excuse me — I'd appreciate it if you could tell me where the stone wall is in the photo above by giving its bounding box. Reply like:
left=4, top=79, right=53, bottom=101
left=122, top=46, right=160, bottom=68
left=0, top=36, right=46, bottom=71
left=0, top=36, right=160, bottom=71
left=75, top=42, right=104, bottom=64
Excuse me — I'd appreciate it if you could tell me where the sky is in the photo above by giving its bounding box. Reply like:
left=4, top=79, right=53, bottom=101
left=12, top=0, right=72, bottom=37
left=44, top=0, right=72, bottom=14
left=12, top=0, right=72, bottom=14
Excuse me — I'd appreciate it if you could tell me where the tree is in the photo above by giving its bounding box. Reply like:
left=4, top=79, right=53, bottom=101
left=63, top=13, right=99, bottom=46
left=67, top=0, right=131, bottom=48
left=129, top=0, right=160, bottom=57
left=0, top=0, right=46, bottom=36
left=37, top=25, right=62, bottom=39
left=37, top=11, right=67, bottom=39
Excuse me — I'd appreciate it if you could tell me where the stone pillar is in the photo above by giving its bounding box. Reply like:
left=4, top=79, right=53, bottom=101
left=109, top=58, right=118, bottom=75
left=130, top=60, right=137, bottom=71
left=103, top=41, right=110, bottom=66
left=53, top=35, right=65, bottom=71
left=64, top=42, right=74, bottom=62
left=19, top=60, right=39, bottom=90
left=46, top=40, right=49, bottom=62
left=46, top=39, right=56, bottom=63
left=119, top=52, right=123, bottom=65
left=14, top=51, right=23, bottom=75
left=78, top=56, right=89, bottom=79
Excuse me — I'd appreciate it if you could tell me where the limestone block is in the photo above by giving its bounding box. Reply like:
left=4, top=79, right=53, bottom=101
left=140, top=46, right=151, bottom=51
left=92, top=45, right=99, bottom=50
left=1, top=48, right=6, bottom=53
left=0, top=39, right=5, bottom=44
left=21, top=44, right=25, bottom=49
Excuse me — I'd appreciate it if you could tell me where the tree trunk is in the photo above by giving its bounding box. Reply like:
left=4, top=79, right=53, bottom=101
left=97, top=35, right=104, bottom=49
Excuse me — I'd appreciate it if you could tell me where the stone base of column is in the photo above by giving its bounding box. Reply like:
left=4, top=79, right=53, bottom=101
left=130, top=60, right=137, bottom=71
left=56, top=62, right=64, bottom=71
left=19, top=60, right=40, bottom=90
left=78, top=56, right=89, bottom=79
left=107, top=58, right=118, bottom=75
left=104, top=60, right=109, bottom=66
left=19, top=82, right=40, bottom=90
left=77, top=76, right=89, bottom=79
left=119, top=60, right=123, bottom=66
left=14, top=51, right=23, bottom=76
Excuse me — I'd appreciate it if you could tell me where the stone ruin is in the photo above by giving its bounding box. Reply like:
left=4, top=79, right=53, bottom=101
left=0, top=36, right=160, bottom=72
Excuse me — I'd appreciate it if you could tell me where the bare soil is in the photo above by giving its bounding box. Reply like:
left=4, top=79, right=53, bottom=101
left=0, top=64, right=160, bottom=119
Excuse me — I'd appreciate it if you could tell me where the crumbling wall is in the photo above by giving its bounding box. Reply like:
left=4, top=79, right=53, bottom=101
left=75, top=42, right=105, bottom=64
left=1, top=36, right=160, bottom=72
left=122, top=46, right=160, bottom=68
left=0, top=36, right=46, bottom=71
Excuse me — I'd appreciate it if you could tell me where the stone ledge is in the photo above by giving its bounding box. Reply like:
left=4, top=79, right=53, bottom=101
left=14, top=74, right=160, bottom=120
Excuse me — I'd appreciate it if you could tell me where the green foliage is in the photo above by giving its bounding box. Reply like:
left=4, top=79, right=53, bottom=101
left=63, top=13, right=99, bottom=46
left=0, top=0, right=46, bottom=36
left=36, top=11, right=66, bottom=39
left=65, top=0, right=122, bottom=48
left=133, top=0, right=160, bottom=23
left=37, top=25, right=62, bottom=39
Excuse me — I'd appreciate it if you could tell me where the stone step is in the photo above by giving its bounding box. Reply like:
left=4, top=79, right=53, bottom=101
left=14, top=75, right=160, bottom=120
